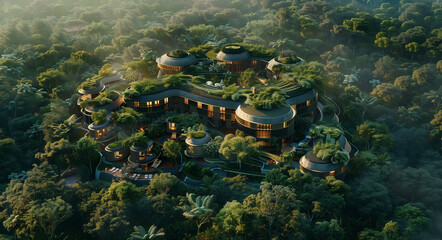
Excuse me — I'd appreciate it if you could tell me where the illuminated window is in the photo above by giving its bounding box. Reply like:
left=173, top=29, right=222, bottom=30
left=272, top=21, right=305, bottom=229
left=197, top=102, right=202, bottom=109
left=220, top=107, right=225, bottom=120
left=114, top=151, right=123, bottom=158
left=184, top=98, right=188, bottom=104
left=147, top=102, right=152, bottom=108
left=208, top=105, right=213, bottom=117
left=306, top=100, right=312, bottom=106
left=139, top=151, right=147, bottom=160
left=164, top=98, right=169, bottom=110
left=256, top=131, right=271, bottom=138
left=341, top=166, right=346, bottom=173
left=292, top=104, right=297, bottom=109
left=283, top=121, right=290, bottom=128
left=231, top=113, right=235, bottom=121
left=169, top=122, right=176, bottom=130
left=154, top=100, right=160, bottom=106
left=257, top=124, right=271, bottom=130
left=134, top=101, right=140, bottom=107
left=329, top=170, right=336, bottom=176
left=188, top=146, right=194, bottom=153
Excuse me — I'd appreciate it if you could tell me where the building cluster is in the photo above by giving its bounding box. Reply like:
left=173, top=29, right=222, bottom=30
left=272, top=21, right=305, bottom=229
left=77, top=44, right=355, bottom=180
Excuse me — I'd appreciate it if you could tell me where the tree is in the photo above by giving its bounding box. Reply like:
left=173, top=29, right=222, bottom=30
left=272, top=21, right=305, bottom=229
left=115, top=107, right=145, bottom=134
left=347, top=173, right=392, bottom=224
left=128, top=225, right=165, bottom=240
left=36, top=68, right=66, bottom=94
left=393, top=204, right=431, bottom=239
left=181, top=193, right=214, bottom=234
left=219, top=134, right=260, bottom=169
left=35, top=138, right=72, bottom=176
left=147, top=173, right=187, bottom=196
left=313, top=220, right=345, bottom=240
left=70, top=137, right=99, bottom=177
left=354, top=121, right=393, bottom=151
left=28, top=197, right=72, bottom=240
left=91, top=109, right=108, bottom=125
left=243, top=182, right=308, bottom=239
left=85, top=203, right=131, bottom=240
left=238, top=68, right=256, bottom=87
left=405, top=42, right=420, bottom=61
left=372, top=56, right=402, bottom=82
left=370, top=83, right=401, bottom=107
left=355, top=92, right=378, bottom=121
left=162, top=139, right=182, bottom=163
left=0, top=162, right=62, bottom=239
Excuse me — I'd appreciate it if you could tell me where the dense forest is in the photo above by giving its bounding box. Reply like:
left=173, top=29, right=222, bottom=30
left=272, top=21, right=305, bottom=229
left=0, top=0, right=441, bottom=239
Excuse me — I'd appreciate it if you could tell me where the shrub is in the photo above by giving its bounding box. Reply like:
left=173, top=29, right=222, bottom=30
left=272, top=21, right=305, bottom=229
left=77, top=75, right=101, bottom=90
left=122, top=132, right=150, bottom=148
left=221, top=44, right=245, bottom=54
left=123, top=80, right=160, bottom=99
left=108, top=141, right=123, bottom=148
left=91, top=109, right=107, bottom=125
left=167, top=50, right=189, bottom=58
left=246, top=87, right=286, bottom=110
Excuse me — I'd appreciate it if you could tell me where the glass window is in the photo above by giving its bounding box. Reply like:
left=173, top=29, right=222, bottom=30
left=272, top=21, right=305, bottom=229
left=147, top=102, right=152, bottom=108
left=184, top=98, right=188, bottom=104
left=220, top=107, right=225, bottom=120
left=154, top=100, right=160, bottom=106
left=134, top=101, right=140, bottom=107
left=306, top=100, right=312, bottom=106
left=114, top=151, right=122, bottom=158
left=197, top=102, right=202, bottom=109
left=208, top=105, right=213, bottom=117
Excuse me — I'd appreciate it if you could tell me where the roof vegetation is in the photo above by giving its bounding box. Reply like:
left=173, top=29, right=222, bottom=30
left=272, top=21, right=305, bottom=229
left=167, top=50, right=189, bottom=58
left=246, top=87, right=287, bottom=110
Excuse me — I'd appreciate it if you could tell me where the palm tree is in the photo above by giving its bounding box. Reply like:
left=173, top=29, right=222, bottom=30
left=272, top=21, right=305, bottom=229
left=180, top=193, right=214, bottom=234
left=128, top=225, right=165, bottom=240
left=355, top=92, right=378, bottom=121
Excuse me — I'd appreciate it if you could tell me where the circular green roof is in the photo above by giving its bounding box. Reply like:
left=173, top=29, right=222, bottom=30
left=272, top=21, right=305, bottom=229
left=157, top=51, right=197, bottom=67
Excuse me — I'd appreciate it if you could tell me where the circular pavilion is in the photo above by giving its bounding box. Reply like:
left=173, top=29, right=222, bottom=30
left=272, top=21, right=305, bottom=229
left=266, top=50, right=303, bottom=78
left=235, top=103, right=295, bottom=146
left=157, top=50, right=197, bottom=74
left=216, top=45, right=250, bottom=73
left=185, top=132, right=211, bottom=158
left=299, top=151, right=347, bottom=178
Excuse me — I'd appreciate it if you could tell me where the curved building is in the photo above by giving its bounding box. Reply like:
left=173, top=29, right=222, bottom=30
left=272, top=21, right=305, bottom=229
left=235, top=104, right=295, bottom=146
left=216, top=45, right=250, bottom=73
left=299, top=151, right=347, bottom=178
left=266, top=51, right=303, bottom=78
left=157, top=50, right=197, bottom=74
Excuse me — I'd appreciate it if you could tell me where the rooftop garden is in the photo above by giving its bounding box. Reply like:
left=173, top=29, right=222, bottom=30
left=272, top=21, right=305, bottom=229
left=91, top=109, right=107, bottom=125
left=312, top=136, right=350, bottom=165
left=122, top=132, right=150, bottom=148
left=168, top=112, right=201, bottom=130
left=309, top=124, right=344, bottom=140
left=277, top=50, right=301, bottom=64
left=187, top=45, right=212, bottom=58
left=167, top=50, right=189, bottom=58
left=77, top=75, right=102, bottom=91
left=80, top=90, right=119, bottom=109
left=122, top=79, right=161, bottom=99
left=241, top=43, right=276, bottom=58
left=183, top=124, right=207, bottom=139
left=107, top=140, right=123, bottom=149
left=220, top=44, right=246, bottom=54
left=245, top=87, right=286, bottom=110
